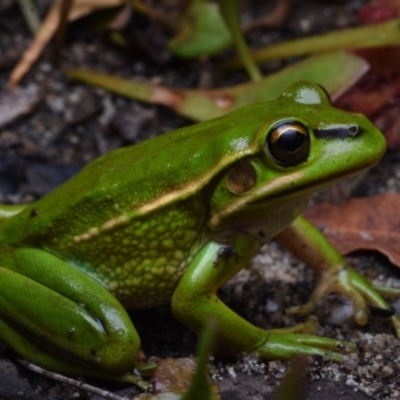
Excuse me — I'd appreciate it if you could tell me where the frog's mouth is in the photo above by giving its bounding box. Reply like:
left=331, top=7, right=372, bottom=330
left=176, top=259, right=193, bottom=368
left=250, top=165, right=370, bottom=204
left=209, top=162, right=373, bottom=230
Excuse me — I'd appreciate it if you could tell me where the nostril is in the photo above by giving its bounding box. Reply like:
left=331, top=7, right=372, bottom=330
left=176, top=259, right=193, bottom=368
left=348, top=125, right=359, bottom=136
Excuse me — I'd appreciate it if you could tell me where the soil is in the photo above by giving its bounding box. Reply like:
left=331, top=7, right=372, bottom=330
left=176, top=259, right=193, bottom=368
left=0, top=0, right=400, bottom=399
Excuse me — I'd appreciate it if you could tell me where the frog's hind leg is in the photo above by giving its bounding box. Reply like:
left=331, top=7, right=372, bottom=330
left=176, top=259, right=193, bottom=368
left=0, top=247, right=141, bottom=378
left=0, top=313, right=93, bottom=376
left=0, top=314, right=149, bottom=388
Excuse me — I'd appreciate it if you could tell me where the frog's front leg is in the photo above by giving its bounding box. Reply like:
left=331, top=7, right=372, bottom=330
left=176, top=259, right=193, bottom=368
left=172, top=234, right=350, bottom=360
left=277, top=215, right=400, bottom=338
left=0, top=247, right=141, bottom=380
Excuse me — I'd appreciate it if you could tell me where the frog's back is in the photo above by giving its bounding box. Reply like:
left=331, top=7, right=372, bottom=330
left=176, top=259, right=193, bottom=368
left=0, top=102, right=272, bottom=246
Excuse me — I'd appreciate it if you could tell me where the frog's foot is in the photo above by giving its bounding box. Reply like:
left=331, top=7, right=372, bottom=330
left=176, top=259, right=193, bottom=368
left=373, top=285, right=400, bottom=298
left=110, top=371, right=152, bottom=390
left=255, top=330, right=354, bottom=361
left=134, top=361, right=157, bottom=377
left=287, top=266, right=400, bottom=339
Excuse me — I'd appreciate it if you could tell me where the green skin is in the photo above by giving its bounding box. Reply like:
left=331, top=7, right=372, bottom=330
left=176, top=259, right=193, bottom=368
left=0, top=81, right=396, bottom=383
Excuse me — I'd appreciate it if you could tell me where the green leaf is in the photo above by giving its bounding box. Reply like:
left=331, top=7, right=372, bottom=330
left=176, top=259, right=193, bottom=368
left=168, top=2, right=231, bottom=58
left=181, top=319, right=217, bottom=400
left=66, top=51, right=368, bottom=122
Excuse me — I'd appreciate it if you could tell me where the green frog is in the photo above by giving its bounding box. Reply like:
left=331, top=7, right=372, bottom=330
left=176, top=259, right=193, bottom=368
left=0, top=81, right=396, bottom=384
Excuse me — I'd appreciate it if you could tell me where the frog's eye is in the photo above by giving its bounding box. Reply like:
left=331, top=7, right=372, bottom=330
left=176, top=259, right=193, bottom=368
left=267, top=122, right=310, bottom=166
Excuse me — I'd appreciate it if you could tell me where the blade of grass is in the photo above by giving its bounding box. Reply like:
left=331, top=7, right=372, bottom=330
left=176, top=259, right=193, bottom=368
left=221, top=18, right=400, bottom=71
left=182, top=319, right=217, bottom=400
left=218, top=0, right=262, bottom=81
left=17, top=0, right=41, bottom=34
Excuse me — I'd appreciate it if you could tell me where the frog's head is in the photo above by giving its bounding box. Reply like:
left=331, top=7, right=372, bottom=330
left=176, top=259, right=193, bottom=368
left=208, top=81, right=387, bottom=234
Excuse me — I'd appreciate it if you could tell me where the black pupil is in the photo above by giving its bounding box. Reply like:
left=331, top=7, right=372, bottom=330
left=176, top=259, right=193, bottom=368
left=277, top=129, right=307, bottom=153
left=267, top=123, right=310, bottom=166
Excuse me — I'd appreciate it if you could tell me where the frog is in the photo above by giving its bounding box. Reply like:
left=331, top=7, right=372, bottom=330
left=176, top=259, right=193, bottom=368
left=0, top=81, right=397, bottom=385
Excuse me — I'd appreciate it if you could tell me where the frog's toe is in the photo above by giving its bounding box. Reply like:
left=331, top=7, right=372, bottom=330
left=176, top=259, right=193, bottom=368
left=373, top=285, right=400, bottom=298
left=335, top=281, right=368, bottom=326
left=256, top=331, right=354, bottom=361
left=286, top=278, right=332, bottom=317
left=290, top=334, right=354, bottom=354
left=134, top=361, right=157, bottom=376
left=286, top=301, right=317, bottom=317
left=346, top=268, right=395, bottom=325
left=337, top=268, right=400, bottom=339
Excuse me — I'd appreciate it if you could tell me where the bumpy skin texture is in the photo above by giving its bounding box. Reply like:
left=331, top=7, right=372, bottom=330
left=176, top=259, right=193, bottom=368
left=0, top=82, right=394, bottom=383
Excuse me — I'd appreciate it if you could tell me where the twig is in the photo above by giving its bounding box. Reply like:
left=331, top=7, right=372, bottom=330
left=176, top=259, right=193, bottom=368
left=18, top=360, right=129, bottom=400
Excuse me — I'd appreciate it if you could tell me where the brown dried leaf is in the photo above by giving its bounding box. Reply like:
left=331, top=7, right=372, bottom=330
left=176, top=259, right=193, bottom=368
left=304, top=193, right=400, bottom=267
left=136, top=357, right=220, bottom=399
left=334, top=78, right=400, bottom=117
left=153, top=358, right=196, bottom=394
left=0, top=86, right=42, bottom=128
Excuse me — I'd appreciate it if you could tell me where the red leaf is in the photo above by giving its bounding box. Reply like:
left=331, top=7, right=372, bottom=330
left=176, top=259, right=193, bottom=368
left=304, top=194, right=400, bottom=267
left=354, top=47, right=400, bottom=75
left=334, top=80, right=399, bottom=117
left=358, top=0, right=399, bottom=24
